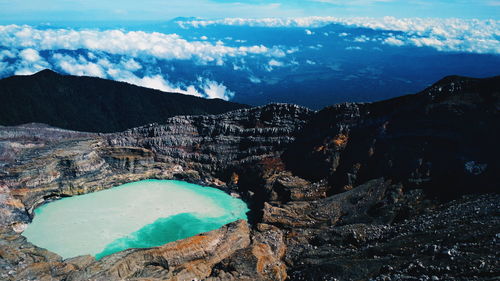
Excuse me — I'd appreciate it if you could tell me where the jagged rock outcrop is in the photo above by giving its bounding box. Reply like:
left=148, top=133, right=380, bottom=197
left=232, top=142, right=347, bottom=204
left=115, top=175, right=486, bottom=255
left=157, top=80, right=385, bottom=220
left=283, top=75, right=500, bottom=197
left=0, top=75, right=498, bottom=280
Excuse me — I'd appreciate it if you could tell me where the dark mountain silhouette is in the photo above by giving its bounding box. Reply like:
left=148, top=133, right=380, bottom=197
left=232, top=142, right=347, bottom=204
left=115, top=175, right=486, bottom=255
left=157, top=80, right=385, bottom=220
left=0, top=69, right=249, bottom=133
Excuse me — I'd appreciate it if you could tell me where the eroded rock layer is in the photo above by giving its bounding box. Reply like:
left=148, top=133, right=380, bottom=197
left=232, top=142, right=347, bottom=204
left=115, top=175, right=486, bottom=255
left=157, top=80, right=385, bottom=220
left=0, top=75, right=499, bottom=280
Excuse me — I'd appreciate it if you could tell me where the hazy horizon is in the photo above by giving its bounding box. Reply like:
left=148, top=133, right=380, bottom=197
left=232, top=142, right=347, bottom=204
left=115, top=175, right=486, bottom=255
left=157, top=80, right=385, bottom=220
left=1, top=0, right=499, bottom=21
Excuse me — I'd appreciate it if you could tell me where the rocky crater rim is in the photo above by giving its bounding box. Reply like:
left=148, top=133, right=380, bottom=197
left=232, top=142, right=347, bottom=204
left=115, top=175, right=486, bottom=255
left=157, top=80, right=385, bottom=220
left=0, top=75, right=498, bottom=280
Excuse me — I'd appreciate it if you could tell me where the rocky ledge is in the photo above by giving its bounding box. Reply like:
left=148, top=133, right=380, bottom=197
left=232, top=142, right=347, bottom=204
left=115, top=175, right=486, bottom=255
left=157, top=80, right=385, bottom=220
left=0, top=75, right=499, bottom=280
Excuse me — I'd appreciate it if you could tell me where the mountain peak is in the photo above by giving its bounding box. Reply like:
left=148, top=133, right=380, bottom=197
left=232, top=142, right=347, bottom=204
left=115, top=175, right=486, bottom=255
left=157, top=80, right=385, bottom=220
left=0, top=71, right=249, bottom=133
left=433, top=75, right=472, bottom=85
left=422, top=75, right=500, bottom=99
left=33, top=69, right=61, bottom=77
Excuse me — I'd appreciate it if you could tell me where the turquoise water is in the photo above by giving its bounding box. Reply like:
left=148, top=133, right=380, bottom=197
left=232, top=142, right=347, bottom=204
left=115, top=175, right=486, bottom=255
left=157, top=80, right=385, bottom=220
left=22, top=180, right=248, bottom=260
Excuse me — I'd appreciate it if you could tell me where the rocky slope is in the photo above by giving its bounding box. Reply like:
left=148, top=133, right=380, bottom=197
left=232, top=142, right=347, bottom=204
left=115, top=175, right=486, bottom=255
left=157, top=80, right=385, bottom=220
left=0, top=70, right=248, bottom=133
left=0, top=75, right=498, bottom=280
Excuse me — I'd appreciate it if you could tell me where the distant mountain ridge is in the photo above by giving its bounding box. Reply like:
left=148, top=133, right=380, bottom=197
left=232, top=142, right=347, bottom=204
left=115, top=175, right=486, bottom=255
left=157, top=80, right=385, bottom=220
left=0, top=70, right=249, bottom=133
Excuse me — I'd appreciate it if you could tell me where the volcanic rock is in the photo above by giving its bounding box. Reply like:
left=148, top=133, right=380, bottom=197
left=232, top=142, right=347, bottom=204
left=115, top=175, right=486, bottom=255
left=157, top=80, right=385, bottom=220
left=0, top=75, right=498, bottom=280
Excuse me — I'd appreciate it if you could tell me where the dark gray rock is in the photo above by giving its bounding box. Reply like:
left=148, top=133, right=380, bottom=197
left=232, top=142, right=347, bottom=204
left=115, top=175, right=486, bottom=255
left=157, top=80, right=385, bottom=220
left=0, top=75, right=499, bottom=280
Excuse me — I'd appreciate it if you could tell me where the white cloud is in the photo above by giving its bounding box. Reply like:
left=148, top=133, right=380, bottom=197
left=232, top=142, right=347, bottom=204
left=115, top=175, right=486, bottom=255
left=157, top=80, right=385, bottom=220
left=55, top=54, right=234, bottom=100
left=0, top=47, right=235, bottom=100
left=52, top=53, right=105, bottom=77
left=19, top=48, right=41, bottom=62
left=106, top=65, right=234, bottom=100
left=125, top=75, right=204, bottom=97
left=353, top=35, right=370, bottom=42
left=57, top=55, right=234, bottom=100
left=177, top=17, right=338, bottom=28
left=265, top=59, right=286, bottom=72
left=305, top=29, right=313, bottom=35
left=232, top=60, right=249, bottom=71
left=0, top=24, right=284, bottom=101
left=248, top=76, right=262, bottom=83
left=0, top=25, right=288, bottom=65
left=177, top=16, right=500, bottom=54
left=11, top=48, right=50, bottom=75
left=121, top=58, right=142, bottom=71
left=308, top=44, right=323, bottom=50
left=268, top=59, right=284, bottom=67
left=200, top=79, right=234, bottom=100
left=383, top=37, right=405, bottom=46
left=0, top=49, right=16, bottom=60
left=410, top=37, right=445, bottom=48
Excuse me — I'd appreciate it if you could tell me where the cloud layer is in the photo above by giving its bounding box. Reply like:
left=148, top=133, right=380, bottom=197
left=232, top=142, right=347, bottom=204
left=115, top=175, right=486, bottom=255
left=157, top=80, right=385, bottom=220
left=0, top=18, right=498, bottom=103
left=177, top=16, right=500, bottom=54
left=0, top=25, right=287, bottom=64
left=0, top=25, right=293, bottom=100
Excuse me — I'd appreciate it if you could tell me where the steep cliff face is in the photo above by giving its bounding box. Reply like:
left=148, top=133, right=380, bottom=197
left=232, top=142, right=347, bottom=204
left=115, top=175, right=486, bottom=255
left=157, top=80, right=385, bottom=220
left=0, top=76, right=498, bottom=281
left=284, top=75, right=500, bottom=197
left=108, top=103, right=312, bottom=174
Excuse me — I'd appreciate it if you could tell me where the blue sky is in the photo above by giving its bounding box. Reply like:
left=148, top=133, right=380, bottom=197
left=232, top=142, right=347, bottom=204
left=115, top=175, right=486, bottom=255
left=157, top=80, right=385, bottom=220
left=0, top=0, right=499, bottom=22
